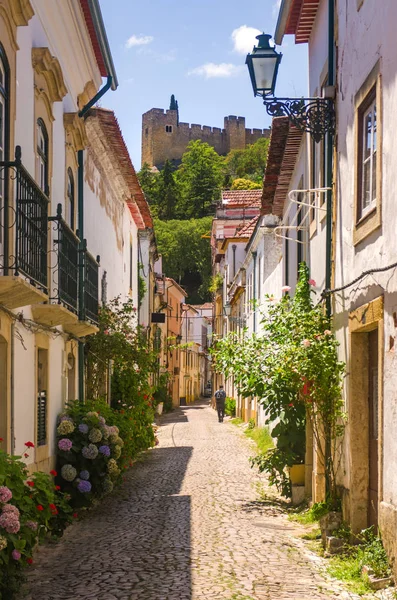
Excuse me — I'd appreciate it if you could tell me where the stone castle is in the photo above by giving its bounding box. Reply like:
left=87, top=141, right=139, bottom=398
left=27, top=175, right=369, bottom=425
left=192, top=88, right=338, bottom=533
left=141, top=97, right=270, bottom=168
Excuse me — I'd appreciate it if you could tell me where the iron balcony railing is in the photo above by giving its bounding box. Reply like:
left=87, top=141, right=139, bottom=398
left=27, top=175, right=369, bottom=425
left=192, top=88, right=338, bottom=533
left=81, top=241, right=99, bottom=325
left=0, top=146, right=49, bottom=292
left=49, top=204, right=79, bottom=314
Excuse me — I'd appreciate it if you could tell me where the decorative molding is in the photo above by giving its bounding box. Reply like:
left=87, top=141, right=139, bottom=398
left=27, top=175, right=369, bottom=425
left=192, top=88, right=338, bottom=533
left=9, top=0, right=34, bottom=26
left=34, top=85, right=55, bottom=122
left=64, top=113, right=88, bottom=151
left=32, top=47, right=67, bottom=103
left=77, top=80, right=97, bottom=110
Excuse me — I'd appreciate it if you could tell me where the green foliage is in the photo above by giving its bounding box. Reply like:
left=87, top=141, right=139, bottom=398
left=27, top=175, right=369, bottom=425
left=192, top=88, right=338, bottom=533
left=211, top=263, right=346, bottom=500
left=138, top=270, right=146, bottom=309
left=326, top=530, right=391, bottom=594
left=224, top=138, right=269, bottom=185
left=224, top=397, right=236, bottom=417
left=230, top=178, right=262, bottom=190
left=176, top=140, right=224, bottom=218
left=244, top=425, right=273, bottom=454
left=170, top=94, right=177, bottom=111
left=247, top=418, right=256, bottom=430
left=208, top=273, right=223, bottom=294
left=155, top=160, right=181, bottom=220
left=137, top=162, right=159, bottom=206
left=290, top=500, right=339, bottom=524
left=154, top=217, right=213, bottom=303
left=0, top=443, right=72, bottom=599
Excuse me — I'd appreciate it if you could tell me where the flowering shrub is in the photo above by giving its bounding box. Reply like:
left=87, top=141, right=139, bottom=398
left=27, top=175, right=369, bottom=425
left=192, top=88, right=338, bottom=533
left=56, top=408, right=127, bottom=508
left=211, top=263, right=346, bottom=500
left=0, top=442, right=72, bottom=599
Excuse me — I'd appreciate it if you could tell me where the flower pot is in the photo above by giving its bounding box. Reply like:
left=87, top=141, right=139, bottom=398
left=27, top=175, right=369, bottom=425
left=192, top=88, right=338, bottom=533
left=289, top=464, right=305, bottom=485
left=156, top=402, right=164, bottom=416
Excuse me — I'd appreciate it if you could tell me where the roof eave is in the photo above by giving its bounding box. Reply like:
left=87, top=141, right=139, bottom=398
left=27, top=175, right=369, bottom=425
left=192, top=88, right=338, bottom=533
left=86, top=0, right=118, bottom=89
left=274, top=0, right=293, bottom=45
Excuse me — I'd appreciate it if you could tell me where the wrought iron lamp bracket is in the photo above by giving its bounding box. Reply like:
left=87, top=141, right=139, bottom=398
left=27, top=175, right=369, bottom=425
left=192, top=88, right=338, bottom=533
left=262, top=97, right=335, bottom=143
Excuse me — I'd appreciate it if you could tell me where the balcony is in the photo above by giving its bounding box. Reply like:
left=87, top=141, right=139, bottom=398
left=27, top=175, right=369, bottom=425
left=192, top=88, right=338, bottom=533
left=32, top=204, right=79, bottom=328
left=64, top=244, right=99, bottom=337
left=0, top=146, right=49, bottom=309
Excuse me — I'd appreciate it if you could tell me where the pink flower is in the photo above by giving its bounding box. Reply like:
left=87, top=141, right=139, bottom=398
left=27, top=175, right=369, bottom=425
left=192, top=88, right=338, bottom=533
left=0, top=511, right=20, bottom=533
left=281, top=286, right=291, bottom=293
left=324, top=329, right=332, bottom=336
left=301, top=339, right=311, bottom=348
left=308, top=279, right=316, bottom=286
left=2, top=504, right=19, bottom=518
left=0, top=486, right=12, bottom=503
left=12, top=550, right=21, bottom=561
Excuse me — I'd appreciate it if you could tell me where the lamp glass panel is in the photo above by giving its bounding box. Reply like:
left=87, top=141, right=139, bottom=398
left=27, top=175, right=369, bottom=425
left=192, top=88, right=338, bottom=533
left=252, top=55, right=278, bottom=93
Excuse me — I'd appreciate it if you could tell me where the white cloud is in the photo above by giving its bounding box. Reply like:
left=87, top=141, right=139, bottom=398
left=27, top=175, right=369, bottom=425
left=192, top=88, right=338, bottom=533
left=125, top=35, right=154, bottom=49
left=231, top=25, right=261, bottom=55
left=188, top=63, right=244, bottom=78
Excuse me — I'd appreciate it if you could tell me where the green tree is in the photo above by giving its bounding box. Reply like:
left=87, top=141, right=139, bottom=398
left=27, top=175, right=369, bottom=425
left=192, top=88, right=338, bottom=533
left=156, top=160, right=180, bottom=220
left=224, top=137, right=269, bottom=185
left=176, top=140, right=223, bottom=218
left=154, top=216, right=212, bottom=303
left=231, top=178, right=262, bottom=190
left=137, top=162, right=159, bottom=207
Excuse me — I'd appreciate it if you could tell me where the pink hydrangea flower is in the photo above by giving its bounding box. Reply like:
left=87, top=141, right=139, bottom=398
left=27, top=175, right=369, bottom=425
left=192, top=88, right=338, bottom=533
left=0, top=486, right=12, bottom=504
left=301, top=339, right=311, bottom=348
left=12, top=549, right=21, bottom=560
left=2, top=504, right=20, bottom=518
left=308, top=279, right=316, bottom=286
left=281, top=285, right=291, bottom=292
left=324, top=329, right=332, bottom=335
left=0, top=511, right=20, bottom=534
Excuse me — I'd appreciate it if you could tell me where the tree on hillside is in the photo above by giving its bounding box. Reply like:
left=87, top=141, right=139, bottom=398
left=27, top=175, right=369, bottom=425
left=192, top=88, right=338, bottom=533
left=154, top=216, right=212, bottom=303
left=157, top=160, right=180, bottom=220
left=176, top=140, right=224, bottom=218
left=224, top=137, right=269, bottom=185
left=137, top=163, right=159, bottom=206
left=231, top=178, right=262, bottom=190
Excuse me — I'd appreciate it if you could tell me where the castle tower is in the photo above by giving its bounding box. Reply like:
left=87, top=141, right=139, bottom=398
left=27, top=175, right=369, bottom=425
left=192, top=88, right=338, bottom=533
left=141, top=101, right=270, bottom=168
left=224, top=116, right=246, bottom=153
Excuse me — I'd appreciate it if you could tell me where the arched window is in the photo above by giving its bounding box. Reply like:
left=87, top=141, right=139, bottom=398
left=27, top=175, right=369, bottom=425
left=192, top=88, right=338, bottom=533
left=66, top=167, right=75, bottom=230
left=37, top=118, right=49, bottom=195
left=0, top=45, right=9, bottom=246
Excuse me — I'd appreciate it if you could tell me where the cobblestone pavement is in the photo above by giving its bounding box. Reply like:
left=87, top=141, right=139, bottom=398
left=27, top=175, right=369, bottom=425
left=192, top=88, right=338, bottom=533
left=24, top=399, right=385, bottom=600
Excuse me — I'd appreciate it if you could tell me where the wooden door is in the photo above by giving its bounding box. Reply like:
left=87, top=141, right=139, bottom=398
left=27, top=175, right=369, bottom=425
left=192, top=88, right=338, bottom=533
left=368, top=329, right=379, bottom=528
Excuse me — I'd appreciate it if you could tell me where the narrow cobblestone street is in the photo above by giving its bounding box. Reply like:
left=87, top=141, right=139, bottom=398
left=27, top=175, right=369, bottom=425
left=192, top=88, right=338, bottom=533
left=24, top=400, right=363, bottom=600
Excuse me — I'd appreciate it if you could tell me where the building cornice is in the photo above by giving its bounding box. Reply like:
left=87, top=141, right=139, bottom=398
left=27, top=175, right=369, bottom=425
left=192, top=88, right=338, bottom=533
left=64, top=113, right=88, bottom=152
left=32, top=47, right=67, bottom=103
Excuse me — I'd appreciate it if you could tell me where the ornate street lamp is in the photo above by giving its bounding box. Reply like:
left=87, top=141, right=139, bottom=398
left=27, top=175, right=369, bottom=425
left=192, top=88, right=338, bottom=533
left=223, top=303, right=232, bottom=317
left=246, top=34, right=335, bottom=143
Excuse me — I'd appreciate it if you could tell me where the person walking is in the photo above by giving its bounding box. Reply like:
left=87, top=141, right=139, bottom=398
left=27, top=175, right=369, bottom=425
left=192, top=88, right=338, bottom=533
left=214, top=385, right=226, bottom=422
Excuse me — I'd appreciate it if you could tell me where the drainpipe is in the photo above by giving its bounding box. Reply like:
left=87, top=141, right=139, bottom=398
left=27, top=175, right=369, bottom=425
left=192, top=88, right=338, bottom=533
left=325, top=0, right=335, bottom=318
left=232, top=244, right=237, bottom=278
left=252, top=251, right=257, bottom=333
left=77, top=75, right=115, bottom=402
left=10, top=322, right=15, bottom=454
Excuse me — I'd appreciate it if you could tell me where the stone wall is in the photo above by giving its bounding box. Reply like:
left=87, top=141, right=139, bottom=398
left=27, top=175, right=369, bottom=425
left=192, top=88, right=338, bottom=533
left=141, top=108, right=270, bottom=168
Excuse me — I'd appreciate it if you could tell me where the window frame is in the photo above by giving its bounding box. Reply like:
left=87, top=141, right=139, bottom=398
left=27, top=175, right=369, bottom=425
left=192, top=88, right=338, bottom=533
left=0, top=45, right=10, bottom=247
left=66, top=167, right=75, bottom=230
left=353, top=61, right=382, bottom=246
left=37, top=118, right=49, bottom=196
left=357, top=92, right=377, bottom=220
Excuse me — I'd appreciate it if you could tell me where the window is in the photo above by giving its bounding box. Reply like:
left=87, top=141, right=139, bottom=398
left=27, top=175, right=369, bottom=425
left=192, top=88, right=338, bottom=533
left=37, top=119, right=49, bottom=195
left=165, top=125, right=173, bottom=133
left=66, top=168, right=75, bottom=230
left=358, top=93, right=377, bottom=219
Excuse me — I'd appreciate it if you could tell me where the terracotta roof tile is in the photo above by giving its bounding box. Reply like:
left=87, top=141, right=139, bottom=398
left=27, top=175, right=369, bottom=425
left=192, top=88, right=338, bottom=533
left=285, top=0, right=321, bottom=44
left=235, top=216, right=259, bottom=238
left=79, top=0, right=107, bottom=77
left=261, top=117, right=303, bottom=218
left=221, top=189, right=262, bottom=207
left=87, top=108, right=153, bottom=229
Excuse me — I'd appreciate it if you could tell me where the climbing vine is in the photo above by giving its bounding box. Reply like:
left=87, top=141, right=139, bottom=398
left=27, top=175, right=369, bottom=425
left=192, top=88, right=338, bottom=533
left=211, top=263, right=346, bottom=500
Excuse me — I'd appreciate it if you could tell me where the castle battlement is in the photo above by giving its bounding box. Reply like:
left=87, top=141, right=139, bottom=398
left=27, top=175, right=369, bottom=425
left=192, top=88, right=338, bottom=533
left=141, top=100, right=270, bottom=168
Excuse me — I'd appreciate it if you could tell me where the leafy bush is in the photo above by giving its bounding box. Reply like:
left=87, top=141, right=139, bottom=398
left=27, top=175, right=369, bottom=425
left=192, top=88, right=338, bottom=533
left=57, top=401, right=155, bottom=508
left=225, top=397, right=236, bottom=417
left=247, top=418, right=256, bottom=430
left=0, top=442, right=72, bottom=599
left=358, top=527, right=391, bottom=579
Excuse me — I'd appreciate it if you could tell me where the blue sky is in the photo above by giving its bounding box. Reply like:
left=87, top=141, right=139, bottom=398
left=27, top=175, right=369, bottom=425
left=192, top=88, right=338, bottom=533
left=99, top=0, right=308, bottom=168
